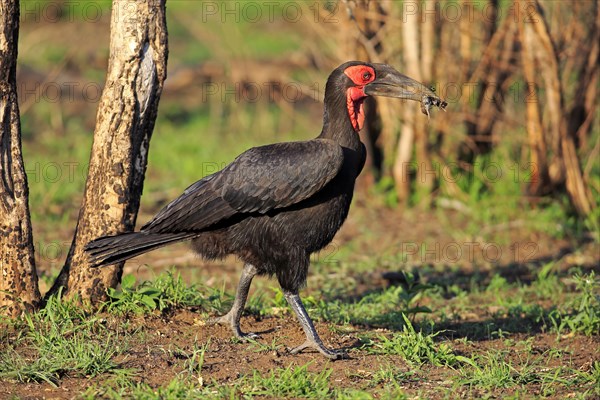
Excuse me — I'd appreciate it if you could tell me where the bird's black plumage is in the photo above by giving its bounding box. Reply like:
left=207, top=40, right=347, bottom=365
left=85, top=61, right=446, bottom=358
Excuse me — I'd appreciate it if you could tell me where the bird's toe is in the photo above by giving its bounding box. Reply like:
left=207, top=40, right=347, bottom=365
left=318, top=347, right=349, bottom=360
left=288, top=340, right=349, bottom=360
left=237, top=331, right=261, bottom=341
left=207, top=313, right=258, bottom=340
left=207, top=313, right=231, bottom=326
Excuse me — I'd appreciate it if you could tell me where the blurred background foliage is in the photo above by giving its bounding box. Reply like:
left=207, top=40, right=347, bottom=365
left=15, top=0, right=598, bottom=276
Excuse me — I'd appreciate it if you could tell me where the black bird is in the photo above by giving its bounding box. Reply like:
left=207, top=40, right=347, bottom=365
left=86, top=61, right=446, bottom=359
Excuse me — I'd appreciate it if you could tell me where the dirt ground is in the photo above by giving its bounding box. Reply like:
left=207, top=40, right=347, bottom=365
left=4, top=204, right=600, bottom=399
left=5, top=6, right=598, bottom=399
left=4, top=311, right=599, bottom=399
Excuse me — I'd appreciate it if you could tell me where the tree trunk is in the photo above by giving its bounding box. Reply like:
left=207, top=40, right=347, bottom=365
left=339, top=0, right=386, bottom=185
left=414, top=2, right=435, bottom=205
left=393, top=6, right=420, bottom=204
left=519, top=0, right=594, bottom=215
left=46, top=0, right=168, bottom=304
left=0, top=0, right=41, bottom=317
left=531, top=0, right=594, bottom=215
left=518, top=4, right=550, bottom=195
left=567, top=2, right=599, bottom=151
left=463, top=1, right=517, bottom=161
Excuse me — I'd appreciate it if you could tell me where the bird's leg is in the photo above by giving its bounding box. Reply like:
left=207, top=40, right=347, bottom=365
left=209, top=263, right=259, bottom=339
left=284, top=290, right=348, bottom=360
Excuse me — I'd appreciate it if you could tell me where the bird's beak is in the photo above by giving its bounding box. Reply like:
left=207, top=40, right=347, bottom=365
left=364, top=64, right=447, bottom=116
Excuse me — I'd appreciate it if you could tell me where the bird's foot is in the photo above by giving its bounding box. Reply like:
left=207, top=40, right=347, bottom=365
left=208, top=313, right=259, bottom=340
left=234, top=331, right=260, bottom=340
left=288, top=339, right=349, bottom=360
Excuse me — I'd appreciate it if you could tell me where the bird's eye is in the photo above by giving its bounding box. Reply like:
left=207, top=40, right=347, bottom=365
left=363, top=72, right=372, bottom=81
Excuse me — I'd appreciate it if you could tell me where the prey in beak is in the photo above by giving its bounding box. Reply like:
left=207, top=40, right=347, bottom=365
left=365, top=63, right=447, bottom=118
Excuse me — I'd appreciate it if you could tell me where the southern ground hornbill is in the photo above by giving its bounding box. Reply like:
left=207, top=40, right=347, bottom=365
left=86, top=61, right=447, bottom=359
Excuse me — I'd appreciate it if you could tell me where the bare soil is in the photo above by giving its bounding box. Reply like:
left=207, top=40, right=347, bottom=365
left=4, top=205, right=600, bottom=399
left=3, top=310, right=599, bottom=399
left=6, top=15, right=599, bottom=398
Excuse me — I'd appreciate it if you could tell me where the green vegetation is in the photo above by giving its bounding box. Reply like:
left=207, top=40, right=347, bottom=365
left=360, top=315, right=459, bottom=367
left=0, top=294, right=134, bottom=386
left=3, top=268, right=598, bottom=398
left=549, top=271, right=600, bottom=336
left=7, top=2, right=598, bottom=399
left=240, top=364, right=333, bottom=398
left=105, top=271, right=228, bottom=315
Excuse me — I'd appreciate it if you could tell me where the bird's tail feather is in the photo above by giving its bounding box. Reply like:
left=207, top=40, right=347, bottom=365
left=85, top=232, right=196, bottom=268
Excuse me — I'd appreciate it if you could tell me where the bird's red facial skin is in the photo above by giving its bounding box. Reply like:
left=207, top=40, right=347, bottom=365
left=343, top=65, right=376, bottom=131
left=343, top=65, right=376, bottom=86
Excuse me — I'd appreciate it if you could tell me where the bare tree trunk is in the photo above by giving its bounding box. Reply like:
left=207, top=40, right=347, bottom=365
left=463, top=1, right=517, bottom=160
left=0, top=0, right=41, bottom=316
left=519, top=0, right=594, bottom=215
left=568, top=2, right=599, bottom=151
left=518, top=4, right=550, bottom=195
left=393, top=5, right=420, bottom=203
left=46, top=0, right=168, bottom=303
left=459, top=0, right=473, bottom=79
left=414, top=2, right=435, bottom=205
left=420, top=3, right=434, bottom=83
left=532, top=0, right=594, bottom=215
left=434, top=2, right=458, bottom=158
left=338, top=0, right=386, bottom=185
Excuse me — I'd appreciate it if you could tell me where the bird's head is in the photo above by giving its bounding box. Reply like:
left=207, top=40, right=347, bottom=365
left=327, top=61, right=447, bottom=132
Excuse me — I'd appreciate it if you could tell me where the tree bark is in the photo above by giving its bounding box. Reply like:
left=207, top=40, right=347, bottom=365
left=0, top=0, right=41, bottom=316
left=531, top=0, right=594, bottom=215
left=518, top=3, right=550, bottom=196
left=339, top=0, right=386, bottom=185
left=518, top=0, right=594, bottom=215
left=568, top=2, right=599, bottom=151
left=393, top=5, right=420, bottom=204
left=46, top=0, right=168, bottom=303
left=414, top=2, right=435, bottom=205
left=463, top=1, right=517, bottom=160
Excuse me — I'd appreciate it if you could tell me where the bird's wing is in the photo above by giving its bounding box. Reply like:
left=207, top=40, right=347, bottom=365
left=142, top=139, right=344, bottom=233
left=141, top=174, right=237, bottom=233
left=220, top=139, right=344, bottom=213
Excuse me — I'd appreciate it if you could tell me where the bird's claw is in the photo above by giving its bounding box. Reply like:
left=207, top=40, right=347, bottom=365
left=207, top=313, right=260, bottom=340
left=206, top=313, right=230, bottom=326
left=288, top=340, right=349, bottom=360
left=236, top=331, right=261, bottom=340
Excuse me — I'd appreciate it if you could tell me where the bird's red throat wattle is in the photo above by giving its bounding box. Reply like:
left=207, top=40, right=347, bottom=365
left=343, top=64, right=376, bottom=132
left=346, top=87, right=367, bottom=131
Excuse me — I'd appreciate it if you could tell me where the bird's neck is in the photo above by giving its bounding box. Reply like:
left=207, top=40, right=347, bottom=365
left=318, top=92, right=364, bottom=151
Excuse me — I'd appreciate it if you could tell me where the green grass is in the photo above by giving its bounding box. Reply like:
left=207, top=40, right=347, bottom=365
left=0, top=293, right=134, bottom=386
left=549, top=271, right=600, bottom=336
left=2, top=267, right=598, bottom=397
left=240, top=363, right=332, bottom=398
left=434, top=151, right=600, bottom=242
left=360, top=315, right=460, bottom=367
left=105, top=270, right=230, bottom=315
left=458, top=349, right=542, bottom=390
left=298, top=279, right=435, bottom=330
left=82, top=377, right=206, bottom=400
left=458, top=348, right=600, bottom=397
left=241, top=285, right=375, bottom=324
left=10, top=3, right=599, bottom=398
